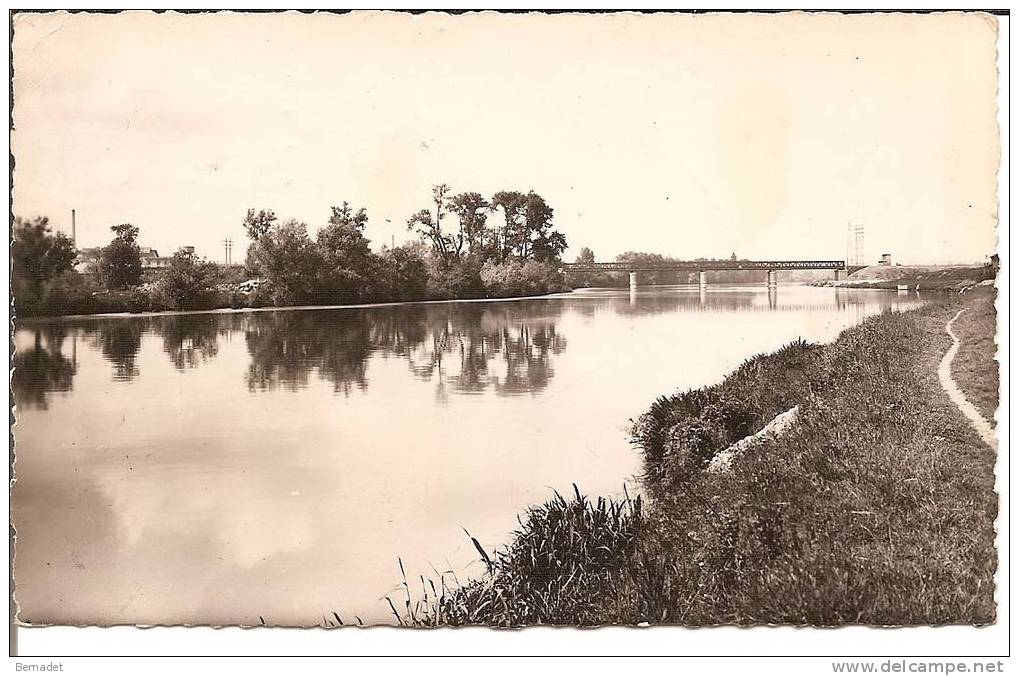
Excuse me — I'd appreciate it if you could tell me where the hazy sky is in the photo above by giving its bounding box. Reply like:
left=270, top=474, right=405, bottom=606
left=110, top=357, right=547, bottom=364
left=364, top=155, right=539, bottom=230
left=12, top=11, right=1000, bottom=264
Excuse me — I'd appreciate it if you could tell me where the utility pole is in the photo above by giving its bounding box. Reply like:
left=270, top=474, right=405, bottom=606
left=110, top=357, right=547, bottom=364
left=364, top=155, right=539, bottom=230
left=71, top=209, right=76, bottom=248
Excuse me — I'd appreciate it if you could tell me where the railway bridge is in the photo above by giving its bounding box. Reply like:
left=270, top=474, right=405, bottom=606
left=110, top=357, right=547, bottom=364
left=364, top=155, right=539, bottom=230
left=562, top=260, right=866, bottom=291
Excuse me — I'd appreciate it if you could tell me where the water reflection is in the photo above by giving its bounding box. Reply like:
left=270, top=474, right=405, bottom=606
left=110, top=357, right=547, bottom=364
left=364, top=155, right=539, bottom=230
left=161, top=315, right=224, bottom=370
left=244, top=303, right=567, bottom=398
left=244, top=311, right=373, bottom=394
left=12, top=286, right=921, bottom=407
left=89, top=321, right=143, bottom=381
left=12, top=328, right=76, bottom=410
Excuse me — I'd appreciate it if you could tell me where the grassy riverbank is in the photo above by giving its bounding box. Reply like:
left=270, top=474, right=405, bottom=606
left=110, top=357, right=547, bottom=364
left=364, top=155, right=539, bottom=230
left=401, top=288, right=997, bottom=626
left=951, top=289, right=999, bottom=423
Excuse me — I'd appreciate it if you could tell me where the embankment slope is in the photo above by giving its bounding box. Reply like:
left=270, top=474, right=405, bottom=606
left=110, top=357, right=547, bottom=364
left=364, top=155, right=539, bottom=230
left=405, top=289, right=997, bottom=627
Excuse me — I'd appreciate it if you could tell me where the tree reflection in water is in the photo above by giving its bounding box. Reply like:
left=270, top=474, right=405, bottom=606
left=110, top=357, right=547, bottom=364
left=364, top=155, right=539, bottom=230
left=87, top=320, right=144, bottom=381
left=11, top=289, right=912, bottom=416
left=160, top=315, right=225, bottom=371
left=14, top=299, right=575, bottom=406
left=12, top=327, right=76, bottom=410
left=244, top=311, right=373, bottom=395
left=241, top=302, right=569, bottom=398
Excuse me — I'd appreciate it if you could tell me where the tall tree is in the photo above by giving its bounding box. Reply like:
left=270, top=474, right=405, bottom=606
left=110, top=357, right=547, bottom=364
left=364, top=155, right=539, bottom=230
left=98, top=223, right=143, bottom=290
left=531, top=229, right=568, bottom=263
left=575, top=247, right=596, bottom=265
left=491, top=190, right=526, bottom=262
left=243, top=209, right=278, bottom=241
left=448, top=192, right=491, bottom=257
left=408, top=184, right=455, bottom=262
left=326, top=202, right=368, bottom=231
left=432, top=183, right=450, bottom=233
left=12, top=216, right=77, bottom=301
left=317, top=202, right=379, bottom=302
left=521, top=192, right=555, bottom=260
left=407, top=209, right=450, bottom=260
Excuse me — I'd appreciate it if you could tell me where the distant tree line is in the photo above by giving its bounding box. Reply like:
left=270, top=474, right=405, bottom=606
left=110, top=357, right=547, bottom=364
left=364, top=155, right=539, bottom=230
left=11, top=185, right=571, bottom=317
left=240, top=185, right=569, bottom=307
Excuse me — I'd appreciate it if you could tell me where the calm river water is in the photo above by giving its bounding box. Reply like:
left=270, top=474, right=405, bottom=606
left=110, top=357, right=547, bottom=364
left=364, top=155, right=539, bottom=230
left=12, top=285, right=922, bottom=626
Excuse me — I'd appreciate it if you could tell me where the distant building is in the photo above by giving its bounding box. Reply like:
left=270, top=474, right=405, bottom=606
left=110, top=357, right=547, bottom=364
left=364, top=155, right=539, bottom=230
left=76, top=245, right=196, bottom=272
left=140, top=247, right=167, bottom=269
left=141, top=245, right=196, bottom=269
left=730, top=252, right=738, bottom=261
left=74, top=247, right=102, bottom=274
left=880, top=253, right=892, bottom=266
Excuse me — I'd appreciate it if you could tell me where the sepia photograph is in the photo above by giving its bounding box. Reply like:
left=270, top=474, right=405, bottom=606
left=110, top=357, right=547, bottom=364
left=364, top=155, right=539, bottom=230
left=6, top=6, right=1007, bottom=660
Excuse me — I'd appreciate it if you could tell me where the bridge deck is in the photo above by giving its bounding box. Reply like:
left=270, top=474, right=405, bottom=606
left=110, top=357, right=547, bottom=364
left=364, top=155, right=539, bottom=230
left=563, top=260, right=850, bottom=273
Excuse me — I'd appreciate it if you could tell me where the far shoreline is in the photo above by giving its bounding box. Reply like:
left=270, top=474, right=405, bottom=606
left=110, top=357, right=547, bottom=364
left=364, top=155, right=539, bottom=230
left=11, top=283, right=919, bottom=324
left=12, top=288, right=583, bottom=324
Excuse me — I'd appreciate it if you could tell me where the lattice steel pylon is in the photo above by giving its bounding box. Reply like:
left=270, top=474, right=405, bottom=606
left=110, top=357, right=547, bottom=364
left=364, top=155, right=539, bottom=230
left=846, top=224, right=865, bottom=266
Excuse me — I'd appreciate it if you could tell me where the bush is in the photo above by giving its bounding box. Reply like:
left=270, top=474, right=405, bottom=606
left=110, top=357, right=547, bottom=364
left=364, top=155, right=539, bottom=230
left=157, top=250, right=220, bottom=310
left=23, top=270, right=97, bottom=316
left=427, top=258, right=485, bottom=300
left=480, top=260, right=567, bottom=298
left=379, top=244, right=430, bottom=302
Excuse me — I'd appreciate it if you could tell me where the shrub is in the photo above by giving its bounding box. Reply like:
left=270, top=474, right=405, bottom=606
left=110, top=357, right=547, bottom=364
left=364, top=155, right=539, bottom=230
left=427, top=258, right=485, bottom=300
left=157, top=250, right=220, bottom=310
left=480, top=260, right=567, bottom=298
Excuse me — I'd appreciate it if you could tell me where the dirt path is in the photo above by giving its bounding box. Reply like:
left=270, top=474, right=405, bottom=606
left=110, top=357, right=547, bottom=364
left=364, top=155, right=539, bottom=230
left=938, top=309, right=997, bottom=450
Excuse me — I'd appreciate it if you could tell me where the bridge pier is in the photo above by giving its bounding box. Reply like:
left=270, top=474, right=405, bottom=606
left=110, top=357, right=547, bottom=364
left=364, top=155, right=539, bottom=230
left=767, top=270, right=778, bottom=288
left=834, top=269, right=845, bottom=283
left=629, top=271, right=638, bottom=292
left=698, top=270, right=707, bottom=290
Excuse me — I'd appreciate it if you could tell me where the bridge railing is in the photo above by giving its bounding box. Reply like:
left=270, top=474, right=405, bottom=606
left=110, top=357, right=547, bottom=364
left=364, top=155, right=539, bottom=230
left=562, top=260, right=847, bottom=273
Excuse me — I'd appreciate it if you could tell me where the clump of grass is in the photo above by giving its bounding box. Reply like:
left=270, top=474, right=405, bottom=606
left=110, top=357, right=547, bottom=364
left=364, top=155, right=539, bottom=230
left=384, top=557, right=466, bottom=627
left=631, top=338, right=820, bottom=488
left=393, top=485, right=644, bottom=627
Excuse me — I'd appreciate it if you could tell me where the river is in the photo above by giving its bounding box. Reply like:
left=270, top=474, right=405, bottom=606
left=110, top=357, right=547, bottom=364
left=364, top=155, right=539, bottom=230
left=11, top=285, right=922, bottom=626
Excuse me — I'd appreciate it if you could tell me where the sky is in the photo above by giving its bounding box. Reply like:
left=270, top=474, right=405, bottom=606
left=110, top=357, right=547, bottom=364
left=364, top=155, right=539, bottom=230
left=12, top=11, right=1000, bottom=265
